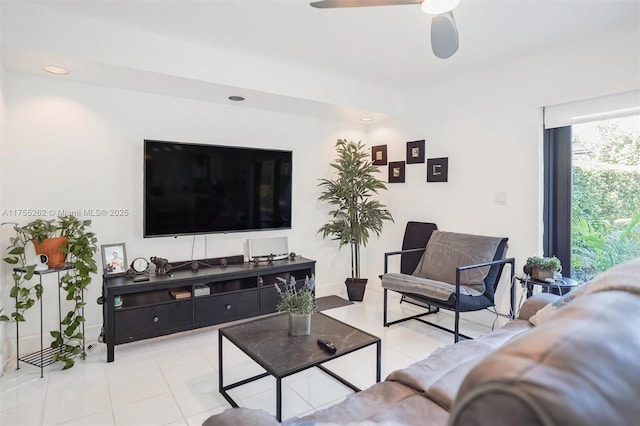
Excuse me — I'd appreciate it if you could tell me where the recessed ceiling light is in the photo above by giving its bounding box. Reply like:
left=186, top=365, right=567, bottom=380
left=228, top=96, right=245, bottom=101
left=43, top=65, right=69, bottom=75
left=360, top=117, right=374, bottom=122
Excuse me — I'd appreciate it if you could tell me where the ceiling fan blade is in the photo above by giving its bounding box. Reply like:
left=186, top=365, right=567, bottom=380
left=431, top=11, right=459, bottom=59
left=310, top=0, right=422, bottom=9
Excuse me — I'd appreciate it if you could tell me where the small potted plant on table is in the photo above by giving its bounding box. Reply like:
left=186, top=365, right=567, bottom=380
left=275, top=275, right=316, bottom=336
left=524, top=256, right=562, bottom=281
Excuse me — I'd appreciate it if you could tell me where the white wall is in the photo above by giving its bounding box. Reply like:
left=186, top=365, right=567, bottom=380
left=0, top=0, right=7, bottom=374
left=1, top=71, right=366, bottom=353
left=365, top=22, right=640, bottom=318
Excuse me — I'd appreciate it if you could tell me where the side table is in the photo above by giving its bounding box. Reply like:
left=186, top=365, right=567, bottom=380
left=517, top=276, right=579, bottom=299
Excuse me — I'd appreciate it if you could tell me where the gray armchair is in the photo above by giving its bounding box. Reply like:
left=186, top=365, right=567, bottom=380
left=381, top=222, right=515, bottom=342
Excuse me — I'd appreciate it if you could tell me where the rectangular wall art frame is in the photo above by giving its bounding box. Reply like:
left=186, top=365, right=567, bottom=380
left=372, top=145, right=388, bottom=165
left=406, top=140, right=425, bottom=164
left=101, top=242, right=128, bottom=278
left=388, top=161, right=406, bottom=183
left=427, top=157, right=449, bottom=182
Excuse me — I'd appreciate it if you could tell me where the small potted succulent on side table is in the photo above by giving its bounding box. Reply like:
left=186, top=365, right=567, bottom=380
left=275, top=275, right=316, bottom=336
left=524, top=256, right=562, bottom=281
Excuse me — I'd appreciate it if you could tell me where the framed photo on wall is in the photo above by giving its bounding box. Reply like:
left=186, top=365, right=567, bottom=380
left=372, top=145, right=388, bottom=165
left=101, top=243, right=127, bottom=278
left=406, top=140, right=425, bottom=164
left=427, top=157, right=449, bottom=182
left=388, top=161, right=406, bottom=183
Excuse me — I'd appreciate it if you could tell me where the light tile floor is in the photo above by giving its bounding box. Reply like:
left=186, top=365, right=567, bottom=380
left=0, top=290, right=497, bottom=425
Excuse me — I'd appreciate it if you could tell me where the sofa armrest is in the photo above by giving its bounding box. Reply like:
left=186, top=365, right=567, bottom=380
left=517, top=292, right=559, bottom=321
left=202, top=408, right=279, bottom=426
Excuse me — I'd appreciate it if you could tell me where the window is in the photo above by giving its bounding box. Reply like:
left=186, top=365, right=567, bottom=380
left=544, top=97, right=640, bottom=282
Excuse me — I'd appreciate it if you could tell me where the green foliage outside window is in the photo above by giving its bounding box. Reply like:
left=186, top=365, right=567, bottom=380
left=571, top=119, right=640, bottom=282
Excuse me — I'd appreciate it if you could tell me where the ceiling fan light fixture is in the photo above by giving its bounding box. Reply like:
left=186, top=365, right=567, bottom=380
left=421, top=0, right=460, bottom=15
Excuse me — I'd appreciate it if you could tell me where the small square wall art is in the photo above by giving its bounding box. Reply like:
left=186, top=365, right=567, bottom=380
left=372, top=145, right=387, bottom=165
left=427, top=157, right=449, bottom=182
left=388, top=161, right=406, bottom=183
left=406, top=140, right=425, bottom=164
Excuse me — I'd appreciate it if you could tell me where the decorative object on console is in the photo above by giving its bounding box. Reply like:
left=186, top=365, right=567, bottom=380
left=252, top=254, right=277, bottom=266
left=406, top=140, right=426, bottom=164
left=194, top=284, right=210, bottom=297
left=371, top=144, right=388, bottom=165
left=388, top=161, right=406, bottom=183
left=427, top=157, right=449, bottom=182
left=2, top=216, right=98, bottom=370
left=318, top=139, right=394, bottom=301
left=289, top=252, right=297, bottom=260
left=150, top=256, right=173, bottom=275
left=170, top=288, right=191, bottom=299
left=101, top=243, right=127, bottom=278
left=130, top=257, right=149, bottom=274
left=275, top=275, right=316, bottom=336
left=524, top=256, right=562, bottom=281
left=169, top=255, right=244, bottom=273
left=248, top=236, right=289, bottom=261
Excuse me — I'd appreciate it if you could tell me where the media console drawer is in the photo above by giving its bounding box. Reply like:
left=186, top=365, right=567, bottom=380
left=114, top=301, right=192, bottom=343
left=195, top=291, right=257, bottom=324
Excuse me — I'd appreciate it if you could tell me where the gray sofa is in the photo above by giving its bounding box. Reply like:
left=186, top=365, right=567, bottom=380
left=205, top=258, right=640, bottom=425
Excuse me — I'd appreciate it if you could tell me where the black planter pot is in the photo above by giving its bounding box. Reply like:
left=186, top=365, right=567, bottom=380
left=345, top=278, right=368, bottom=302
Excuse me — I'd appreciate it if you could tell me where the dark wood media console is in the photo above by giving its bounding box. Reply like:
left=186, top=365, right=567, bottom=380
left=102, top=256, right=315, bottom=362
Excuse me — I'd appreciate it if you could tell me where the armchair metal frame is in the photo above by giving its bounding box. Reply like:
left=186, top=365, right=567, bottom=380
left=383, top=247, right=516, bottom=343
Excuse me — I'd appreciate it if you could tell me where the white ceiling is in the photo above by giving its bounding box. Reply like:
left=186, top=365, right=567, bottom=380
left=33, top=0, right=640, bottom=91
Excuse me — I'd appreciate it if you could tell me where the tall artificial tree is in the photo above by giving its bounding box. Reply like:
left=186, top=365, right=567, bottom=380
left=318, top=139, right=393, bottom=279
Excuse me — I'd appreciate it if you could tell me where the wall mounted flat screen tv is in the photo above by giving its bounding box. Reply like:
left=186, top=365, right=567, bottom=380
left=144, top=140, right=292, bottom=237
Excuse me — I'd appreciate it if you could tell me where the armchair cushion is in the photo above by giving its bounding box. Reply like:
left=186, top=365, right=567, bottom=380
left=413, top=231, right=504, bottom=293
left=382, top=273, right=484, bottom=301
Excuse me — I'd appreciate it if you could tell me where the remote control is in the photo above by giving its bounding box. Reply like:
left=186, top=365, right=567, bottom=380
left=317, top=339, right=337, bottom=354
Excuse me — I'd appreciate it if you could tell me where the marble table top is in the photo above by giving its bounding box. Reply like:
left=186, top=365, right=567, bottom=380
left=220, top=312, right=380, bottom=377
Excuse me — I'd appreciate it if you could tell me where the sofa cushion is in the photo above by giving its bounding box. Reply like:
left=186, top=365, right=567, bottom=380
left=413, top=231, right=503, bottom=294
left=387, top=340, right=495, bottom=397
left=451, top=290, right=640, bottom=426
left=386, top=319, right=532, bottom=410
left=289, top=381, right=418, bottom=424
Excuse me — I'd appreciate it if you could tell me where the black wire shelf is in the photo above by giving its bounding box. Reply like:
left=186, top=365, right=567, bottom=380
left=18, top=346, right=68, bottom=368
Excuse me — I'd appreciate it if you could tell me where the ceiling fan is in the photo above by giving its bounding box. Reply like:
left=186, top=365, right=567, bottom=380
left=310, top=0, right=461, bottom=59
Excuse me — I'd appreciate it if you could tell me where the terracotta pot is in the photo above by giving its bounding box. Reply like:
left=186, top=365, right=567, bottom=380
left=33, top=237, right=68, bottom=268
left=345, top=278, right=368, bottom=302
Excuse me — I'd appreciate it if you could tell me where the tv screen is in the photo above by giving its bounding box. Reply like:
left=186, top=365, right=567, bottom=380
left=144, top=140, right=292, bottom=237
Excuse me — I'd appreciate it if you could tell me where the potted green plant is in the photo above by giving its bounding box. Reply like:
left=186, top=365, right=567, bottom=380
left=1, top=216, right=98, bottom=369
left=275, top=275, right=316, bottom=336
left=18, top=219, right=68, bottom=267
left=524, top=256, right=562, bottom=281
left=318, top=139, right=393, bottom=301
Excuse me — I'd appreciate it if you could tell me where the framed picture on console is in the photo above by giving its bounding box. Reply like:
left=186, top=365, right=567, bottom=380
left=101, top=243, right=127, bottom=278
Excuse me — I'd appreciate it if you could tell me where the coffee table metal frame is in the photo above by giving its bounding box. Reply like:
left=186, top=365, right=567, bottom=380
left=218, top=312, right=381, bottom=421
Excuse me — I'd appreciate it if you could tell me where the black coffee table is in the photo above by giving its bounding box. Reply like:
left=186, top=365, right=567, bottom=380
left=218, top=312, right=381, bottom=421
